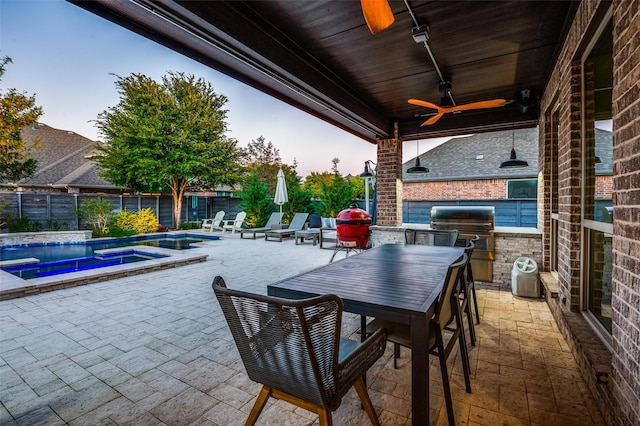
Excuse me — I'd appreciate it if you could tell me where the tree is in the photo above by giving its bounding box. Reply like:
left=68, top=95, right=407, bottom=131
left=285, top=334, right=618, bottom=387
left=95, top=72, right=243, bottom=227
left=282, top=165, right=313, bottom=221
left=238, top=170, right=272, bottom=227
left=243, top=135, right=282, bottom=195
left=0, top=56, right=43, bottom=182
left=302, top=171, right=334, bottom=199
left=319, top=173, right=353, bottom=217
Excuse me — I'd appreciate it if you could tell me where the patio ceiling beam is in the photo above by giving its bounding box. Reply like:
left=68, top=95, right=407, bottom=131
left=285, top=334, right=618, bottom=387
left=70, top=0, right=391, bottom=143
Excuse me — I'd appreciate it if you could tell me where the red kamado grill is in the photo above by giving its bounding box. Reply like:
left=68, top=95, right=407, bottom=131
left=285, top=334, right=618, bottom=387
left=336, top=205, right=372, bottom=249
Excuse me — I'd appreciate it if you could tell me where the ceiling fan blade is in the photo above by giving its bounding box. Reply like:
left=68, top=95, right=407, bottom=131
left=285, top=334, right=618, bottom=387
left=361, top=0, right=394, bottom=34
left=408, top=98, right=442, bottom=111
left=451, top=99, right=507, bottom=112
left=421, top=113, right=445, bottom=126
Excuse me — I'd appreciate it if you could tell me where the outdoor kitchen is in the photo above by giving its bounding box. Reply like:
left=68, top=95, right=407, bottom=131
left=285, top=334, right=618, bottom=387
left=370, top=205, right=542, bottom=288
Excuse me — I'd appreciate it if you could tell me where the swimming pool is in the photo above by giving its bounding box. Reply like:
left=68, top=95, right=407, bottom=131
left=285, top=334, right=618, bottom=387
left=2, top=251, right=167, bottom=279
left=0, top=233, right=218, bottom=278
left=0, top=233, right=218, bottom=262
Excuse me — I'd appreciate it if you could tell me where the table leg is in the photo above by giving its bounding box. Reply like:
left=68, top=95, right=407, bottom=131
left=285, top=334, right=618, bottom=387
left=411, top=315, right=430, bottom=424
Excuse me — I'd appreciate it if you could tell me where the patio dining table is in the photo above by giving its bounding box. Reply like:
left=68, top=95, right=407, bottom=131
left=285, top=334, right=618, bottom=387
left=267, top=243, right=464, bottom=424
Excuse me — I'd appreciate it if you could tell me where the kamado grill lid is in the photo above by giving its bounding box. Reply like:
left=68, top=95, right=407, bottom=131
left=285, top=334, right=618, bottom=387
left=336, top=204, right=372, bottom=225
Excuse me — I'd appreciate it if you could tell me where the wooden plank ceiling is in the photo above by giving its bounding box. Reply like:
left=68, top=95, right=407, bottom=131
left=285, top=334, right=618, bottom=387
left=71, top=0, right=578, bottom=144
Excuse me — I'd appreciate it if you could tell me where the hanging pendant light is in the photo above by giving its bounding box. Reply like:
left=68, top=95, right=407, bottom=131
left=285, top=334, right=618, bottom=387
left=499, top=128, right=529, bottom=169
left=407, top=140, right=429, bottom=173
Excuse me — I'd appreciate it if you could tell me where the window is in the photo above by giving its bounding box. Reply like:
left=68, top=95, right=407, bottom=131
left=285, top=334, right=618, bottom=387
left=582, top=16, right=613, bottom=338
left=550, top=105, right=560, bottom=273
left=507, top=179, right=537, bottom=199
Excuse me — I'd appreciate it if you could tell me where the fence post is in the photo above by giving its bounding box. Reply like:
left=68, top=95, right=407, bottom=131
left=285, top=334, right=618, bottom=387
left=74, top=194, right=79, bottom=230
left=17, top=192, right=22, bottom=218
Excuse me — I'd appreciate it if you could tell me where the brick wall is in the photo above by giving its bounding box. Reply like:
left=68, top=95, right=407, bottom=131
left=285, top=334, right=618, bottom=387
left=537, top=0, right=640, bottom=424
left=404, top=177, right=610, bottom=201
left=493, top=231, right=542, bottom=286
left=404, top=179, right=507, bottom=200
left=610, top=0, right=640, bottom=424
left=376, top=138, right=403, bottom=226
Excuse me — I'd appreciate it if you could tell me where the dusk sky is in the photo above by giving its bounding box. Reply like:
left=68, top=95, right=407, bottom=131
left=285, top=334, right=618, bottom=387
left=0, top=0, right=450, bottom=178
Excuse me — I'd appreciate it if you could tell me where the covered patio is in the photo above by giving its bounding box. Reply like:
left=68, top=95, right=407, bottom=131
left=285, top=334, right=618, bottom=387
left=41, top=1, right=640, bottom=424
left=0, top=234, right=603, bottom=425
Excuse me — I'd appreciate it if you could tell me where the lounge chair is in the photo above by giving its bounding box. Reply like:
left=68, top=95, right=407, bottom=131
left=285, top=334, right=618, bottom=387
left=222, top=211, right=246, bottom=234
left=239, top=212, right=284, bottom=239
left=201, top=210, right=225, bottom=232
left=265, top=213, right=309, bottom=242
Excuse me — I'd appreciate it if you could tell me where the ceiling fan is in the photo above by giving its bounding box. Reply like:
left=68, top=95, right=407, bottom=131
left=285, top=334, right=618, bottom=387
left=408, top=98, right=507, bottom=126
left=361, top=0, right=395, bottom=34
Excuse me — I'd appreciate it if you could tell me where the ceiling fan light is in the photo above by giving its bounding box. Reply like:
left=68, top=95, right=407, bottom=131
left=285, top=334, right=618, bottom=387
left=440, top=96, right=453, bottom=107
left=361, top=0, right=395, bottom=34
left=407, top=157, right=429, bottom=174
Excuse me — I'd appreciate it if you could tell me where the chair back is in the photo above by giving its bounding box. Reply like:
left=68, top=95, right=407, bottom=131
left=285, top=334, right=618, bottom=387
left=405, top=229, right=459, bottom=247
left=433, top=254, right=467, bottom=327
left=212, top=210, right=225, bottom=226
left=213, top=276, right=342, bottom=409
left=308, top=214, right=323, bottom=229
left=265, top=212, right=284, bottom=227
left=234, top=211, right=247, bottom=227
left=288, top=213, right=310, bottom=231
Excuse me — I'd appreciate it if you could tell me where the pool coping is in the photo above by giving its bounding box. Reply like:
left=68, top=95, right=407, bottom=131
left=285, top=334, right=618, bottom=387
left=0, top=244, right=209, bottom=301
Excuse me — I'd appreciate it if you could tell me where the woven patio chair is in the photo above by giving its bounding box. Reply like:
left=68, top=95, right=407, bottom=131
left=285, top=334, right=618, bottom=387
left=212, top=276, right=387, bottom=426
left=365, top=254, right=471, bottom=426
left=458, top=241, right=477, bottom=346
left=404, top=228, right=459, bottom=246
left=466, top=235, right=481, bottom=324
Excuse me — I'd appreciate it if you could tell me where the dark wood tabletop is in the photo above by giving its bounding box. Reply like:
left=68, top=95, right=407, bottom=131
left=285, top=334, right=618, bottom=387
left=267, top=243, right=464, bottom=424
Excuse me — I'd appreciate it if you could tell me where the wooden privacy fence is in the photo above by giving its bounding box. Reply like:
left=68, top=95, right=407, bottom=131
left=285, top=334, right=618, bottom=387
left=403, top=199, right=539, bottom=228
left=0, top=192, right=243, bottom=231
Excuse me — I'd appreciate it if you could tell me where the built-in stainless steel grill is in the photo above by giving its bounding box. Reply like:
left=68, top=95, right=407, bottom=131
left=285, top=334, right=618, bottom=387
left=430, top=206, right=495, bottom=282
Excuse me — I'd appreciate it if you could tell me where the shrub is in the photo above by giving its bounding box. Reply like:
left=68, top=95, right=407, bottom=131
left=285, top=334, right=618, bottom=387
left=76, top=199, right=113, bottom=237
left=134, top=208, right=159, bottom=234
left=180, top=221, right=201, bottom=230
left=7, top=216, right=42, bottom=233
left=111, top=208, right=159, bottom=235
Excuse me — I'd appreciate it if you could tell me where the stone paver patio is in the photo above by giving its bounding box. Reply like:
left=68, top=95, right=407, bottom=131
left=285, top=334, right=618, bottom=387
left=0, top=232, right=605, bottom=425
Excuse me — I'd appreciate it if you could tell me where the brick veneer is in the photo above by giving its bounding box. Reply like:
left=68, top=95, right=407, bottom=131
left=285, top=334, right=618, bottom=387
left=404, top=177, right=611, bottom=201
left=537, top=0, right=640, bottom=424
left=610, top=0, right=640, bottom=424
left=375, top=137, right=403, bottom=226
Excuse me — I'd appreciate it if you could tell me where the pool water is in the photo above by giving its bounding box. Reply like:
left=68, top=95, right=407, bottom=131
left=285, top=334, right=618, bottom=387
left=0, top=233, right=218, bottom=279
left=2, top=251, right=166, bottom=279
left=0, top=233, right=215, bottom=262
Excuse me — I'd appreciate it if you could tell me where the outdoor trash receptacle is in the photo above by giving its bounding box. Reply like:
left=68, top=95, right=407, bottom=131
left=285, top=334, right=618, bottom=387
left=511, top=257, right=539, bottom=298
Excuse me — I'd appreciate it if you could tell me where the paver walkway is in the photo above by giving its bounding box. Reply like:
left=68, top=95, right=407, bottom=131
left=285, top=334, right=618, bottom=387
left=0, top=233, right=605, bottom=425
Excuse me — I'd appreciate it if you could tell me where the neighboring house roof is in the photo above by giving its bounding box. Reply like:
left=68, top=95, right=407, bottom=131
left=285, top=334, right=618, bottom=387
left=403, top=127, right=613, bottom=182
left=403, top=127, right=540, bottom=182
left=4, top=123, right=116, bottom=190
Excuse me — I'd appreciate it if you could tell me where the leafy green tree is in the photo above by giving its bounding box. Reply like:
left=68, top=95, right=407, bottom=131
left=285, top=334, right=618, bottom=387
left=350, top=175, right=367, bottom=199
left=238, top=170, right=272, bottom=227
left=302, top=171, right=333, bottom=199
left=319, top=173, right=353, bottom=217
left=0, top=56, right=43, bottom=182
left=243, top=135, right=282, bottom=195
left=282, top=165, right=313, bottom=221
left=95, top=72, right=243, bottom=228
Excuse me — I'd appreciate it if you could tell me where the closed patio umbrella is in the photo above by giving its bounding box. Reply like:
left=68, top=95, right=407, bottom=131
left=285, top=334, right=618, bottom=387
left=274, top=167, right=288, bottom=222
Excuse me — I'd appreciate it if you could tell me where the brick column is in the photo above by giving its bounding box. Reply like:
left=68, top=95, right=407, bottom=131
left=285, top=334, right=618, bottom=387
left=375, top=137, right=402, bottom=226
